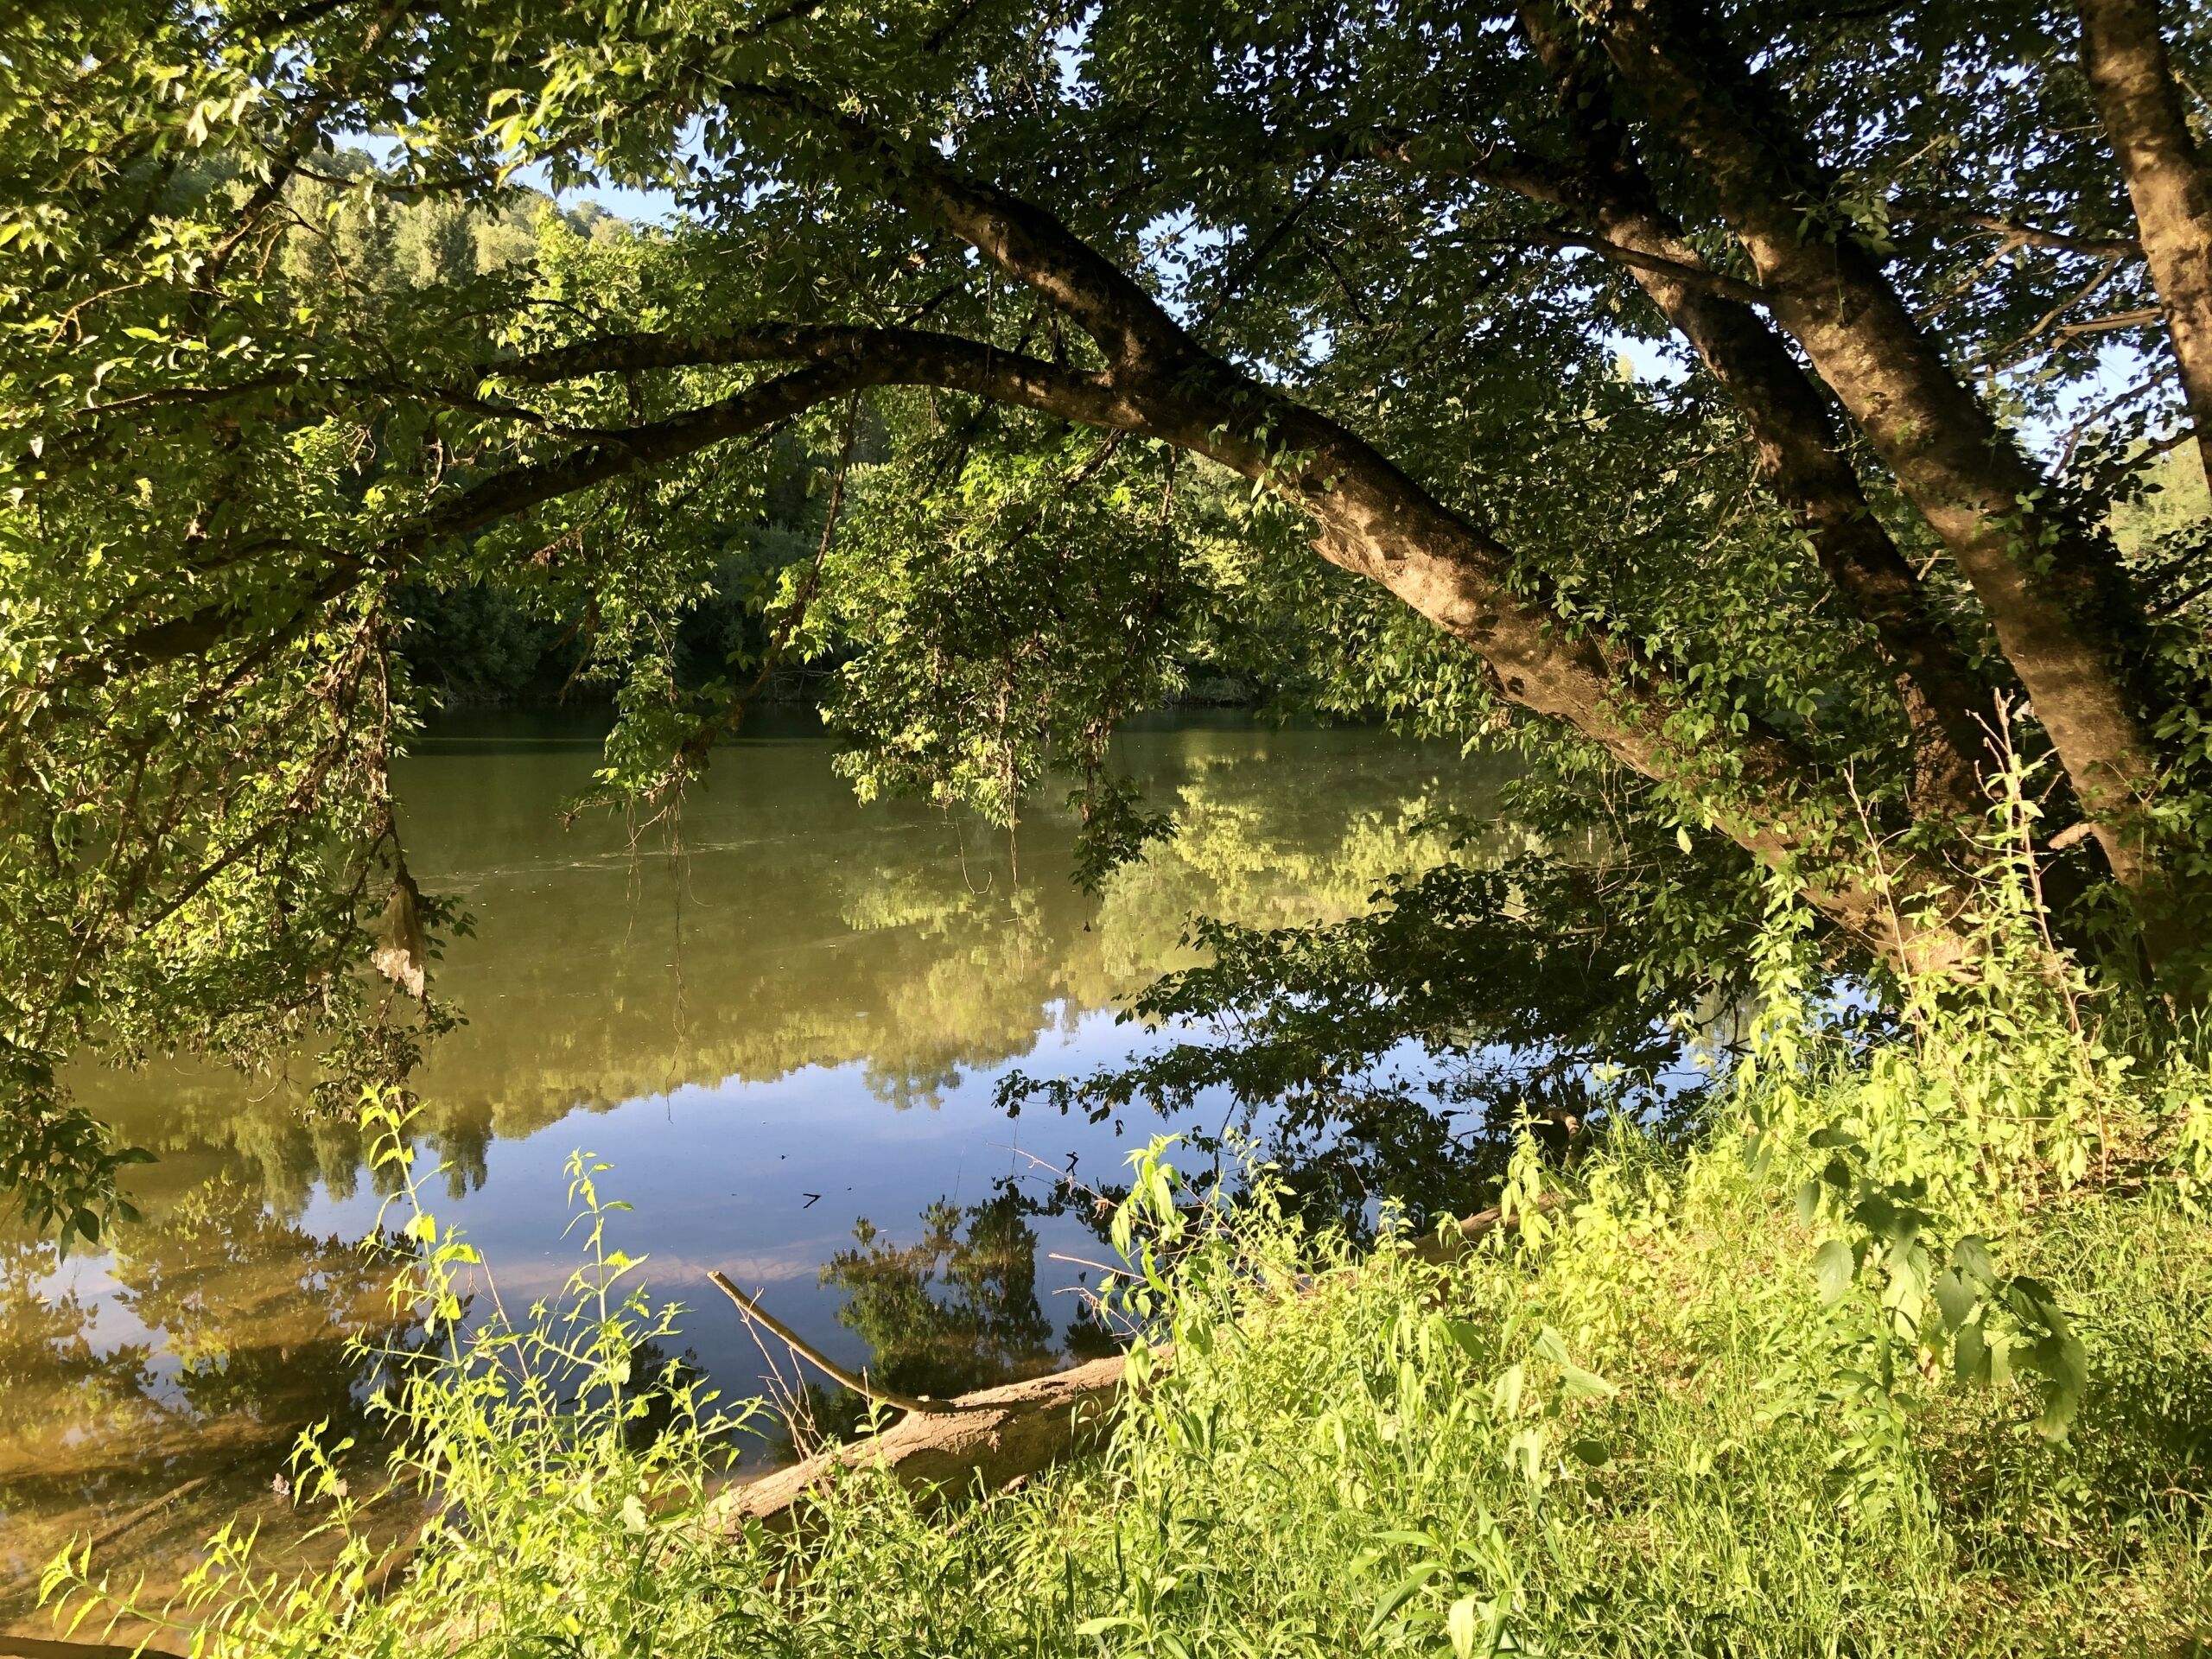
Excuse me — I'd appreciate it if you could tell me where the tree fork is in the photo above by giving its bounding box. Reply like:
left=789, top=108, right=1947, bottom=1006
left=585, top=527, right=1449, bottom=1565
left=1586, top=0, right=2191, bottom=970
left=1518, top=1, right=1992, bottom=826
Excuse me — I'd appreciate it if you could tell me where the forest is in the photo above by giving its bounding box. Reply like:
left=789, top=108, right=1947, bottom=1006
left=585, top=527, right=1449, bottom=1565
left=3, top=0, right=2211, bottom=1654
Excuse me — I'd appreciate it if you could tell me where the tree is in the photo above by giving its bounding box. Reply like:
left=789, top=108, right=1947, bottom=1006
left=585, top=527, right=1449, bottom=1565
left=3, top=0, right=2211, bottom=1232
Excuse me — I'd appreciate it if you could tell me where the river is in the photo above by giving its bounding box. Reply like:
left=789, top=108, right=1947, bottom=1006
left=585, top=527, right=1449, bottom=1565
left=0, top=710, right=1516, bottom=1624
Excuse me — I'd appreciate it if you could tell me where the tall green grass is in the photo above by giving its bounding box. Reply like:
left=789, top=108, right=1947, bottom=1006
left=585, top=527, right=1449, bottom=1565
left=41, top=986, right=2212, bottom=1656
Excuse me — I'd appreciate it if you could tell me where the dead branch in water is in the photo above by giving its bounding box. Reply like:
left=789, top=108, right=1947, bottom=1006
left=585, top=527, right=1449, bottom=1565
left=706, top=1269, right=948, bottom=1418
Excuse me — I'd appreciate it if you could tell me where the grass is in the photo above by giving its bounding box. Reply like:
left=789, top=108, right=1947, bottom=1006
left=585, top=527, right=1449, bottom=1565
left=39, top=1007, right=2212, bottom=1659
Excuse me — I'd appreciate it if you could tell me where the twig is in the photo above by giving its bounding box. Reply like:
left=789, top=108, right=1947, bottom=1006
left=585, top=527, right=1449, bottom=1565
left=1889, top=203, right=2140, bottom=259
left=1046, top=1251, right=1129, bottom=1276
left=705, top=1270, right=950, bottom=1416
left=80, top=1475, right=215, bottom=1558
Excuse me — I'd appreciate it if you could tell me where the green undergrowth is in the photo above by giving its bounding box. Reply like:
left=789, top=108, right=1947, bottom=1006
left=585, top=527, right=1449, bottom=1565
left=42, top=1003, right=2212, bottom=1657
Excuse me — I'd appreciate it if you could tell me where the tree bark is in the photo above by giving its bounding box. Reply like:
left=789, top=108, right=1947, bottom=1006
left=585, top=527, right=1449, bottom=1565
left=2080, top=0, right=2212, bottom=504
left=1517, top=3, right=1991, bottom=825
left=1589, top=0, right=2184, bottom=965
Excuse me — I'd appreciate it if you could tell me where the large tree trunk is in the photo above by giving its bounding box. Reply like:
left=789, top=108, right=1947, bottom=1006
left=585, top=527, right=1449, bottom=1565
left=1589, top=0, right=2185, bottom=968
left=1517, top=3, right=1991, bottom=826
left=2080, top=0, right=2212, bottom=505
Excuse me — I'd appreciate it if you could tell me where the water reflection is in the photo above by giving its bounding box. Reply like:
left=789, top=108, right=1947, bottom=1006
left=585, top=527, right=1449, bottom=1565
left=0, top=1185, right=410, bottom=1614
left=4, top=712, right=1514, bottom=1622
left=826, top=1194, right=1060, bottom=1402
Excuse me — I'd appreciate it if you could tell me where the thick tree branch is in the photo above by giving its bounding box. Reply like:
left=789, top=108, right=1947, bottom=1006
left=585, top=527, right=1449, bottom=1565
left=2080, top=0, right=2212, bottom=503
left=1587, top=0, right=2185, bottom=961
left=422, top=334, right=1140, bottom=539
left=731, top=87, right=1194, bottom=378
left=1517, top=2, right=1991, bottom=824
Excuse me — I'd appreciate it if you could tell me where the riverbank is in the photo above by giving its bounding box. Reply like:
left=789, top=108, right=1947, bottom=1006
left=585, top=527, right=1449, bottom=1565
left=34, top=1003, right=2212, bottom=1659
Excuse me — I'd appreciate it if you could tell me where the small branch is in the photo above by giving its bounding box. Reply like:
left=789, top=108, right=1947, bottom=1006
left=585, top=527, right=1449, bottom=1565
left=1890, top=202, right=2142, bottom=259
left=706, top=1269, right=949, bottom=1416
left=1520, top=227, right=1774, bottom=305
left=2058, top=305, right=2164, bottom=335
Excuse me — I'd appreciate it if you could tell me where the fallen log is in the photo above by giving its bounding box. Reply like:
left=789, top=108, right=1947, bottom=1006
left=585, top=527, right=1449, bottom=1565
left=709, top=1350, right=1147, bottom=1533
left=1410, top=1190, right=1566, bottom=1265
left=710, top=1190, right=1562, bottom=1532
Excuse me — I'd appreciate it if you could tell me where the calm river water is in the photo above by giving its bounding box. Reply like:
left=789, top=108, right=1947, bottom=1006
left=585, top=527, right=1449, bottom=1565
left=0, top=710, right=1515, bottom=1623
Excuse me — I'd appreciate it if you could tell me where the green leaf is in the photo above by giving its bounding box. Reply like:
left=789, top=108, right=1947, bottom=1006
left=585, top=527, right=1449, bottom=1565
left=2029, top=1332, right=2088, bottom=1440
left=1532, top=1325, right=1616, bottom=1398
left=1072, top=1615, right=1141, bottom=1637
left=1951, top=1235, right=1997, bottom=1287
left=1364, top=1565, right=1440, bottom=1637
left=1506, top=1424, right=1548, bottom=1489
left=1931, top=1268, right=1975, bottom=1332
left=1814, top=1238, right=1855, bottom=1304
left=1954, top=1320, right=1989, bottom=1386
left=1795, top=1178, right=1821, bottom=1226
left=1372, top=1529, right=1440, bottom=1549
left=1492, top=1363, right=1526, bottom=1419
left=1446, top=1594, right=1482, bottom=1659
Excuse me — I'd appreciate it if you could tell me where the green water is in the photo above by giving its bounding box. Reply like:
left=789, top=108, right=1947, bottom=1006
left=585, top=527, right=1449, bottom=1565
left=0, top=711, right=1517, bottom=1625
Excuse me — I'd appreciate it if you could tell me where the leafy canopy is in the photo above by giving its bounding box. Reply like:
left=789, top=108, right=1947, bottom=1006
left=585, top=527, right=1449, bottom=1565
left=5, top=0, right=2212, bottom=1234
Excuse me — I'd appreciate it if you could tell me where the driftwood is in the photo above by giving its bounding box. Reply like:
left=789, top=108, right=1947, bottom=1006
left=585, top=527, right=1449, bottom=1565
left=709, top=1350, right=1146, bottom=1533
left=1409, top=1191, right=1567, bottom=1265
left=711, top=1190, right=1563, bottom=1532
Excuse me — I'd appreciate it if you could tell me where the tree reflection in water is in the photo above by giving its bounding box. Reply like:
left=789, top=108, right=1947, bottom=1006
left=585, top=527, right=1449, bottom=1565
left=764, top=1192, right=1112, bottom=1453
left=826, top=1193, right=1058, bottom=1402
left=0, top=1181, right=418, bottom=1623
